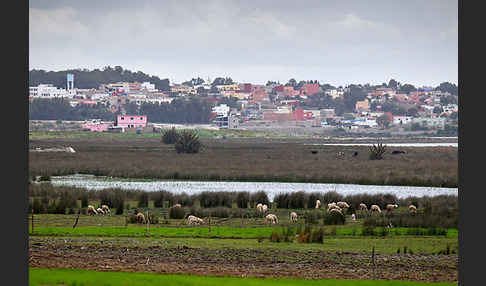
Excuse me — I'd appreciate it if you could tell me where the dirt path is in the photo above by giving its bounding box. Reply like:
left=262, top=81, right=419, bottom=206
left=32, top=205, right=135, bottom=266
left=29, top=238, right=457, bottom=282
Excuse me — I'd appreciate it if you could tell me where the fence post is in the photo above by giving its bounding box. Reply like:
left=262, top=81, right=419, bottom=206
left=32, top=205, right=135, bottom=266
left=73, top=208, right=81, bottom=229
left=31, top=209, right=34, bottom=234
left=146, top=210, right=150, bottom=236
left=371, top=246, right=376, bottom=280
left=208, top=214, right=211, bottom=234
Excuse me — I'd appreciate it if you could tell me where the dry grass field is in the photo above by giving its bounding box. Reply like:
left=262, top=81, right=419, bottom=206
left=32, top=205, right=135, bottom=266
left=29, top=135, right=458, bottom=187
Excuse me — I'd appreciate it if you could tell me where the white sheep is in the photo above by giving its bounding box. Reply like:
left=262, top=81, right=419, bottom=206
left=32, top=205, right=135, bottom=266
left=262, top=204, right=268, bottom=213
left=351, top=213, right=356, bottom=221
left=87, top=205, right=97, bottom=216
left=265, top=214, right=278, bottom=224
left=136, top=212, right=145, bottom=223
left=187, top=215, right=204, bottom=226
left=96, top=207, right=105, bottom=215
left=315, top=200, right=322, bottom=209
left=327, top=202, right=336, bottom=210
left=386, top=204, right=399, bottom=212
left=359, top=203, right=368, bottom=211
left=370, top=204, right=381, bottom=213
left=329, top=208, right=344, bottom=216
left=173, top=203, right=182, bottom=208
left=101, top=205, right=110, bottom=214
left=409, top=204, right=417, bottom=213
left=290, top=212, right=297, bottom=222
left=336, top=201, right=350, bottom=209
left=256, top=203, right=263, bottom=213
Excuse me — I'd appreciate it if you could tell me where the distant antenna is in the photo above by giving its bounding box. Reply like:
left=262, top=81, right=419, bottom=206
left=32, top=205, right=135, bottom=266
left=67, top=73, right=74, bottom=90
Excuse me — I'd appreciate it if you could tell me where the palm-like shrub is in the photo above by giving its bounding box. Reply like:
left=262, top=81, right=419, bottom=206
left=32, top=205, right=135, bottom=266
left=175, top=130, right=201, bottom=153
left=369, top=141, right=387, bottom=160
left=162, top=127, right=180, bottom=144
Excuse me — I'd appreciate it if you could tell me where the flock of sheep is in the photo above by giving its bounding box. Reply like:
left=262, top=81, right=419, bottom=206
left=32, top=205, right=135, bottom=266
left=84, top=200, right=418, bottom=226
left=87, top=205, right=110, bottom=215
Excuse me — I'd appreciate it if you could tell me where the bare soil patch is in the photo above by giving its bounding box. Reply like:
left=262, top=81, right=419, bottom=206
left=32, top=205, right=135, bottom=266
left=29, top=238, right=457, bottom=283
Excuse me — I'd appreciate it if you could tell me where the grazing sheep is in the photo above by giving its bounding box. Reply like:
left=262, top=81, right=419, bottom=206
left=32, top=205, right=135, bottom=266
left=262, top=204, right=268, bottom=213
left=336, top=201, right=350, bottom=209
left=359, top=203, right=368, bottom=211
left=87, top=205, right=97, bottom=216
left=409, top=205, right=417, bottom=213
left=101, top=205, right=110, bottom=214
left=265, top=214, right=278, bottom=224
left=329, top=208, right=344, bottom=216
left=386, top=204, right=399, bottom=212
left=327, top=202, right=336, bottom=210
left=136, top=212, right=145, bottom=224
left=256, top=203, right=263, bottom=213
left=290, top=212, right=297, bottom=222
left=329, top=205, right=342, bottom=212
left=315, top=200, right=322, bottom=209
left=187, top=215, right=204, bottom=226
left=173, top=203, right=182, bottom=208
left=370, top=204, right=382, bottom=213
left=96, top=208, right=105, bottom=215
left=351, top=213, right=356, bottom=221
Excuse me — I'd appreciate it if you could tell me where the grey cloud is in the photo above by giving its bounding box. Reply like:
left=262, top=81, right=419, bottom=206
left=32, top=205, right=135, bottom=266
left=29, top=0, right=457, bottom=86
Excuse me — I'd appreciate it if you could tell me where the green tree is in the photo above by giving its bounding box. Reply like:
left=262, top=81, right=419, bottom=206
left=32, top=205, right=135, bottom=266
left=399, top=84, right=417, bottom=94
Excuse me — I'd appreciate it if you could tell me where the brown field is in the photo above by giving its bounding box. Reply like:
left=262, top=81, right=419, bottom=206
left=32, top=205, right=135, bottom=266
left=29, top=237, right=457, bottom=282
left=29, top=136, right=458, bottom=187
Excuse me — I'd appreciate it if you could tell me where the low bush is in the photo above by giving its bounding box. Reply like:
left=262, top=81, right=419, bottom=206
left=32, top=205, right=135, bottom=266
left=161, top=127, right=180, bottom=144
left=323, top=211, right=345, bottom=225
left=175, top=130, right=201, bottom=153
left=169, top=206, right=186, bottom=219
left=138, top=192, right=149, bottom=208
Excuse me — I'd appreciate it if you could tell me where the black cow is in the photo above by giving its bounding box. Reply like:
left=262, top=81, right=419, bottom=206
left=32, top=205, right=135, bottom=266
left=391, top=150, right=407, bottom=154
left=353, top=151, right=358, bottom=157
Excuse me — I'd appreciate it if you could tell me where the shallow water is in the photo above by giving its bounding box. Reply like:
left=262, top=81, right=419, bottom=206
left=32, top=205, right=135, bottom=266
left=51, top=174, right=458, bottom=201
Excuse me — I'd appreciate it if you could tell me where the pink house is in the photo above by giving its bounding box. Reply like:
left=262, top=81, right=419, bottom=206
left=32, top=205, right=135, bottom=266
left=116, top=115, right=147, bottom=128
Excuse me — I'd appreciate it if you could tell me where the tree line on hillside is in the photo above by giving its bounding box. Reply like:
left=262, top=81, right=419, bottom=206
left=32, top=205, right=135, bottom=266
left=29, top=98, right=116, bottom=121
left=29, top=66, right=171, bottom=91
left=29, top=97, right=214, bottom=124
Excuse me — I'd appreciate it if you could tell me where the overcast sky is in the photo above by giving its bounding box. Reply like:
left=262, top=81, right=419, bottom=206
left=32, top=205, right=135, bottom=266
left=29, top=0, right=457, bottom=87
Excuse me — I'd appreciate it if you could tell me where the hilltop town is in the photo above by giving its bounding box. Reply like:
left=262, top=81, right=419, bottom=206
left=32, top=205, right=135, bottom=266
left=29, top=69, right=458, bottom=137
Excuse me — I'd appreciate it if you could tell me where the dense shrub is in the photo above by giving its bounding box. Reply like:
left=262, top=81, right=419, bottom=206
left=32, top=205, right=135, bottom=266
left=208, top=207, right=231, bottom=218
left=169, top=206, right=186, bottom=219
left=235, top=192, right=250, bottom=208
left=153, top=191, right=174, bottom=208
left=175, top=130, right=201, bottom=153
left=162, top=127, right=180, bottom=144
left=288, top=191, right=308, bottom=209
left=323, top=211, right=346, bottom=225
left=32, top=197, right=45, bottom=214
left=322, top=191, right=343, bottom=205
left=198, top=191, right=233, bottom=208
left=138, top=192, right=149, bottom=208
left=269, top=226, right=296, bottom=243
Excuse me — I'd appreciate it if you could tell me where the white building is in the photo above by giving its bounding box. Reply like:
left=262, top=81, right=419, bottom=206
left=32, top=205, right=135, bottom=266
left=29, top=84, right=71, bottom=98
left=325, top=89, right=344, bottom=99
left=393, top=116, right=413, bottom=125
left=141, top=82, right=157, bottom=92
left=212, top=104, right=230, bottom=116
left=412, top=117, right=446, bottom=128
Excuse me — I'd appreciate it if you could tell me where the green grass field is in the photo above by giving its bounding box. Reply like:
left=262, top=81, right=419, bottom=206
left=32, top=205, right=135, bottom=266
left=31, top=235, right=458, bottom=255
left=29, top=268, right=457, bottom=286
left=29, top=224, right=458, bottom=238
